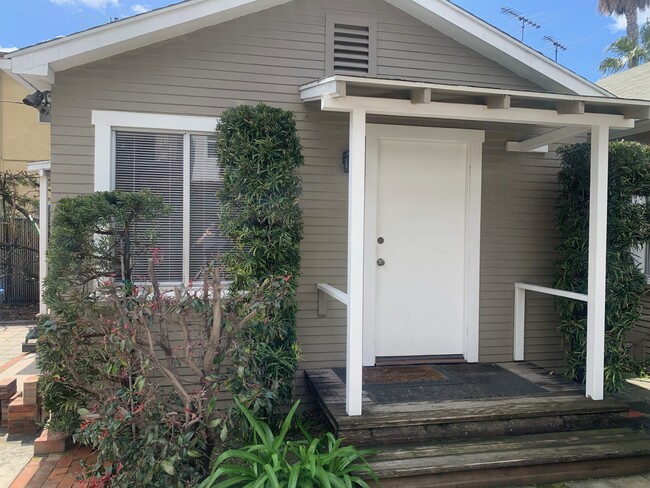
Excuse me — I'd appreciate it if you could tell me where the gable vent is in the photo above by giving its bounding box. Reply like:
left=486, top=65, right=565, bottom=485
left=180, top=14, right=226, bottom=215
left=326, top=16, right=377, bottom=76
left=333, top=24, right=371, bottom=74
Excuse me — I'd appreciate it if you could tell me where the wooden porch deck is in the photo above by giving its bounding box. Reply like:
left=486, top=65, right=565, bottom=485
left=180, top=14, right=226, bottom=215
left=306, top=362, right=650, bottom=487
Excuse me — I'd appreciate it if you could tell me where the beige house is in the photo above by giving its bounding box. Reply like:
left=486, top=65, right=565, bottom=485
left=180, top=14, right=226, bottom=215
left=3, top=0, right=650, bottom=411
left=0, top=57, right=50, bottom=174
left=5, top=1, right=650, bottom=483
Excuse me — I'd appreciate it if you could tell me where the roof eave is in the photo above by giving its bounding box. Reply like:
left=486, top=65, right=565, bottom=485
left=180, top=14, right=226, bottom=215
left=4, top=0, right=292, bottom=91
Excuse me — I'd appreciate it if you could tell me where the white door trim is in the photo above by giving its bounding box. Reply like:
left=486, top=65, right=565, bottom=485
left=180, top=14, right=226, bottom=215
left=362, top=124, right=484, bottom=365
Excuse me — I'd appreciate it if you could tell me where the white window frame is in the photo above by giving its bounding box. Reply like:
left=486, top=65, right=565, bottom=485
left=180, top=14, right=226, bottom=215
left=92, top=110, right=219, bottom=285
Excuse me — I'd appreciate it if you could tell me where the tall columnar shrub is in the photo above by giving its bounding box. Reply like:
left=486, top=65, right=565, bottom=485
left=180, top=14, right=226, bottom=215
left=554, top=141, right=650, bottom=392
left=217, top=103, right=304, bottom=417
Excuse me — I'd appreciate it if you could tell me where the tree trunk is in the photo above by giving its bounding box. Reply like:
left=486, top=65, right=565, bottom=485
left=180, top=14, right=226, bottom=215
left=626, top=8, right=639, bottom=47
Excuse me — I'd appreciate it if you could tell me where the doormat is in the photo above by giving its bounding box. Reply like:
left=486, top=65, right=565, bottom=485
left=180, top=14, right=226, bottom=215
left=334, top=363, right=547, bottom=404
left=334, top=365, right=456, bottom=385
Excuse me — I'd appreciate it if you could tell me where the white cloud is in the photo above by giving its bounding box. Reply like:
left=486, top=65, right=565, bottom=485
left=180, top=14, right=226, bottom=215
left=608, top=8, right=650, bottom=33
left=131, top=4, right=151, bottom=14
left=0, top=46, right=18, bottom=53
left=49, top=0, right=120, bottom=10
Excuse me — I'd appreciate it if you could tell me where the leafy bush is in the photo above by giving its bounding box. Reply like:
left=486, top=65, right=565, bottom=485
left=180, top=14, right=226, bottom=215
left=199, top=399, right=377, bottom=488
left=554, top=141, right=650, bottom=391
left=217, top=103, right=304, bottom=418
left=39, top=190, right=169, bottom=434
left=76, top=375, right=208, bottom=487
left=40, top=189, right=297, bottom=486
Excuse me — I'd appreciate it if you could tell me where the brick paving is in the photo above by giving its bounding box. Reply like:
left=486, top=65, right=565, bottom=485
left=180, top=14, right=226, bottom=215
left=9, top=444, right=95, bottom=488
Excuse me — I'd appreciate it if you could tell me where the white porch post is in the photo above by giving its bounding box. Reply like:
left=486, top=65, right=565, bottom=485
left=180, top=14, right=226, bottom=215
left=586, top=125, right=609, bottom=400
left=38, top=168, right=50, bottom=316
left=346, top=108, right=366, bottom=416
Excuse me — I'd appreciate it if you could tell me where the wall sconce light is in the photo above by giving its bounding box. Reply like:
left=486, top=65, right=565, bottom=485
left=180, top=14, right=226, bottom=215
left=341, top=150, right=349, bottom=173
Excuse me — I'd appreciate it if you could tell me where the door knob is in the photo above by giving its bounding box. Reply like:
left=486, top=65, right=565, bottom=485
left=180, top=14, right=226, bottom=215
left=377, top=258, right=385, bottom=266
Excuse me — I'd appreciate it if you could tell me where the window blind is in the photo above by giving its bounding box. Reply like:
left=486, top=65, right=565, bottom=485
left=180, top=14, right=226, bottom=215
left=115, top=131, right=184, bottom=282
left=189, top=134, right=229, bottom=279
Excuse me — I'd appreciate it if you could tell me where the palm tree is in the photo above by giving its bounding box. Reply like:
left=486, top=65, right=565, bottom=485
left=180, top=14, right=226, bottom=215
left=598, top=0, right=650, bottom=45
left=599, top=21, right=650, bottom=73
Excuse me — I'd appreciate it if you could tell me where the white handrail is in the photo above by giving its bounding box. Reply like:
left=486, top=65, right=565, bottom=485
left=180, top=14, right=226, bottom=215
left=514, top=282, right=588, bottom=361
left=317, top=283, right=348, bottom=317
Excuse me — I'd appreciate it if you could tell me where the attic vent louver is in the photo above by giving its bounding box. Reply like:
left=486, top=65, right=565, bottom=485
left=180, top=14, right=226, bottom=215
left=333, top=24, right=370, bottom=74
left=326, top=15, right=377, bottom=77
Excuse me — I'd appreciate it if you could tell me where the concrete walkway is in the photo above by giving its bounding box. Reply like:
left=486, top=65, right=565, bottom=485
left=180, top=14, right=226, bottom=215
left=0, top=324, right=38, bottom=488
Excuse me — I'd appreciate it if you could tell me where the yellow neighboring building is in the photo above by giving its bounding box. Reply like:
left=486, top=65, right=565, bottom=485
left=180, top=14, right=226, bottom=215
left=0, top=60, right=50, bottom=173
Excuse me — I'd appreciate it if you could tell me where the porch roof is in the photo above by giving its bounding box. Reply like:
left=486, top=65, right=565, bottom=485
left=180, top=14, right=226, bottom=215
left=300, top=75, right=650, bottom=132
left=300, top=75, right=650, bottom=119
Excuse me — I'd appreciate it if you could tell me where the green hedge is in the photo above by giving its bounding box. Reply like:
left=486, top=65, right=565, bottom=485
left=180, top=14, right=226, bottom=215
left=554, top=141, right=650, bottom=391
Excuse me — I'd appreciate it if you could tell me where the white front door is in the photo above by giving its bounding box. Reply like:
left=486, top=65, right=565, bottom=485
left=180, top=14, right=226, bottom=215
left=364, top=125, right=484, bottom=362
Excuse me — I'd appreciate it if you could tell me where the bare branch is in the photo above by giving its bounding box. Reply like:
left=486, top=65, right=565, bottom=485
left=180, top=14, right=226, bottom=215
left=203, top=267, right=224, bottom=374
left=143, top=322, right=191, bottom=407
left=176, top=300, right=205, bottom=380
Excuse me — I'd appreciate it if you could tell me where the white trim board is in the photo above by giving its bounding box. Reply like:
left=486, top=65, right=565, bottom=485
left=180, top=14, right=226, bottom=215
left=4, top=0, right=605, bottom=96
left=91, top=110, right=218, bottom=192
left=362, top=124, right=484, bottom=366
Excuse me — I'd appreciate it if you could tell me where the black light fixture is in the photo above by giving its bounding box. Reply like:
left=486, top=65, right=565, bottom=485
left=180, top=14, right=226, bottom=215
left=22, top=90, right=51, bottom=116
left=341, top=150, right=349, bottom=173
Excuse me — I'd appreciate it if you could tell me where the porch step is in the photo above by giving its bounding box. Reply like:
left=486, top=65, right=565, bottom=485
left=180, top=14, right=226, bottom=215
left=334, top=395, right=629, bottom=446
left=366, top=427, right=650, bottom=487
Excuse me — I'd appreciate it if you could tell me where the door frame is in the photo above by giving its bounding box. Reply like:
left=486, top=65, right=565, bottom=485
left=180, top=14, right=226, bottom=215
left=362, top=124, right=485, bottom=366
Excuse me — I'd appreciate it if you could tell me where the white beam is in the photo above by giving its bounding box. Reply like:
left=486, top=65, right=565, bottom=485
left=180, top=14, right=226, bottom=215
left=486, top=95, right=511, bottom=109
left=411, top=88, right=432, bottom=104
left=300, top=79, right=346, bottom=102
left=514, top=286, right=525, bottom=361
left=38, top=168, right=50, bottom=316
left=505, top=142, right=549, bottom=153
left=346, top=108, right=366, bottom=416
left=321, top=95, right=634, bottom=130
left=557, top=101, right=585, bottom=115
left=586, top=124, right=609, bottom=401
left=506, top=126, right=589, bottom=153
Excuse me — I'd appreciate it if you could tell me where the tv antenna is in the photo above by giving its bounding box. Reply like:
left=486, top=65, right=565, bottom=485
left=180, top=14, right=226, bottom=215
left=543, top=35, right=567, bottom=62
left=501, top=7, right=541, bottom=42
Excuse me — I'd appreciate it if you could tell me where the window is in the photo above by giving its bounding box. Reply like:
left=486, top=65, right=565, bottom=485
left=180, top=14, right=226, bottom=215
left=326, top=15, right=377, bottom=76
left=93, top=111, right=229, bottom=284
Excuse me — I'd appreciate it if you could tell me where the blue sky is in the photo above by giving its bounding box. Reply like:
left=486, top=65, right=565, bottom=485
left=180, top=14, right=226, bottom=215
left=0, top=0, right=648, bottom=83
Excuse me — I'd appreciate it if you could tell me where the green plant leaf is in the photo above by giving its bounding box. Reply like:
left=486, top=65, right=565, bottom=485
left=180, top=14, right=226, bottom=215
left=273, top=400, right=300, bottom=450
left=160, top=459, right=175, bottom=476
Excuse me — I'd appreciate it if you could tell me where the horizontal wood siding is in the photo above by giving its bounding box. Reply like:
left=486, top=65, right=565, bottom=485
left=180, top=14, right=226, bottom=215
left=480, top=129, right=564, bottom=370
left=49, top=0, right=558, bottom=406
